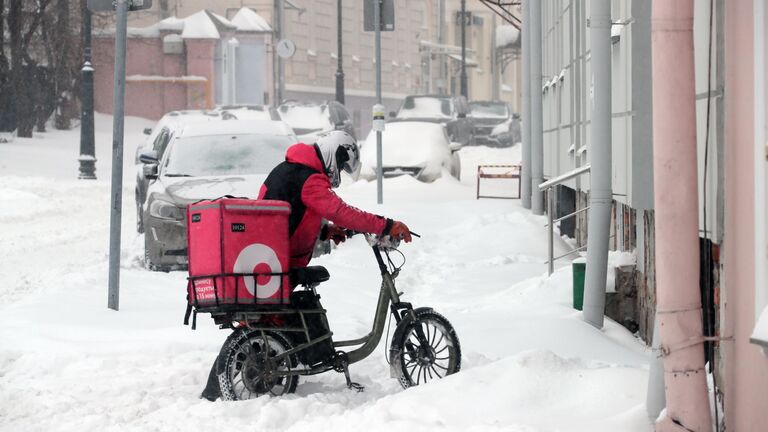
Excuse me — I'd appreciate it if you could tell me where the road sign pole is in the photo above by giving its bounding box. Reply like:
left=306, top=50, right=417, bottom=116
left=107, top=0, right=129, bottom=311
left=460, top=0, right=468, bottom=98
left=375, top=0, right=383, bottom=205
left=335, top=0, right=345, bottom=104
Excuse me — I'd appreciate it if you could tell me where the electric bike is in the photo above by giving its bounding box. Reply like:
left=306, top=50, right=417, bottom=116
left=187, top=232, right=461, bottom=400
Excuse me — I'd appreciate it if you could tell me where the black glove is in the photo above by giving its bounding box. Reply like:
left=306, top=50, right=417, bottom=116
left=322, top=224, right=347, bottom=245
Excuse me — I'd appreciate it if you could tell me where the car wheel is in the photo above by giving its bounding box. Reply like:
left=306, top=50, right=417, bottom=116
left=136, top=194, right=144, bottom=234
left=144, top=231, right=163, bottom=272
left=450, top=153, right=461, bottom=180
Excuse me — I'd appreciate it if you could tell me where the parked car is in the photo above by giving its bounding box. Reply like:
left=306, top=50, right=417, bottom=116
left=389, top=94, right=472, bottom=146
left=217, top=104, right=281, bottom=121
left=358, top=121, right=461, bottom=182
left=488, top=113, right=522, bottom=147
left=469, top=100, right=518, bottom=146
left=134, top=107, right=295, bottom=233
left=134, top=110, right=226, bottom=233
left=277, top=100, right=355, bottom=143
left=138, top=120, right=296, bottom=271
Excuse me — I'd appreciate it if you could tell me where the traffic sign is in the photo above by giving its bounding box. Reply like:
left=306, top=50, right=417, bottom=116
left=364, top=0, right=395, bottom=32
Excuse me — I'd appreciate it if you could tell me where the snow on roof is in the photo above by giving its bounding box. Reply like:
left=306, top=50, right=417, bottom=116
left=496, top=25, right=521, bottom=48
left=159, top=16, right=185, bottom=31
left=97, top=8, right=270, bottom=41
left=231, top=7, right=272, bottom=32
left=181, top=10, right=221, bottom=39
left=94, top=23, right=160, bottom=38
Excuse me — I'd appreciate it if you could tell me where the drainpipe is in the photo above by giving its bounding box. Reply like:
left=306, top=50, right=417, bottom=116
left=646, top=315, right=667, bottom=420
left=651, top=1, right=713, bottom=430
left=582, top=0, right=612, bottom=329
left=529, top=0, right=544, bottom=215
left=521, top=0, right=532, bottom=209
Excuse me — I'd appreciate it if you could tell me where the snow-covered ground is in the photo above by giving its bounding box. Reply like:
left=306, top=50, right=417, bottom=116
left=0, top=116, right=652, bottom=432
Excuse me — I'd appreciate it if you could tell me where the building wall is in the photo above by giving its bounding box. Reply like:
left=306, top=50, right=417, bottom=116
left=721, top=1, right=768, bottom=429
left=538, top=0, right=653, bottom=211
left=92, top=35, right=214, bottom=120
left=117, top=1, right=523, bottom=127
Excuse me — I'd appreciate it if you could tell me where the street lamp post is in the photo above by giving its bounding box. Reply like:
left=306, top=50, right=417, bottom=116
left=335, top=0, right=345, bottom=104
left=459, top=0, right=468, bottom=98
left=78, top=1, right=96, bottom=179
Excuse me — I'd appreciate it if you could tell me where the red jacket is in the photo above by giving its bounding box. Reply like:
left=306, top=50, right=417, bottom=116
left=259, top=143, right=389, bottom=268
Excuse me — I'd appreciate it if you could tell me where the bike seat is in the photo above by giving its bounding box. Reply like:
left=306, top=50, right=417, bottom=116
left=290, top=266, right=330, bottom=286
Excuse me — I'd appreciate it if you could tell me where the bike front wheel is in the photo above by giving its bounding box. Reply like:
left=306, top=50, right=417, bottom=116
left=216, top=328, right=299, bottom=400
left=390, top=309, right=461, bottom=389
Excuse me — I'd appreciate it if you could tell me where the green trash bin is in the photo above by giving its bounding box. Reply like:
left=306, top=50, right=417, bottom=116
left=572, top=260, right=586, bottom=311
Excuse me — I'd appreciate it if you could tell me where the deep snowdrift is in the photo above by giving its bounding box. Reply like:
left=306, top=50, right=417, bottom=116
left=0, top=117, right=652, bottom=432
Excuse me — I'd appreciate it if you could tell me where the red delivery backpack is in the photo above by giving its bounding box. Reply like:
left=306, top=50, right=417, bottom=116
left=186, top=198, right=292, bottom=310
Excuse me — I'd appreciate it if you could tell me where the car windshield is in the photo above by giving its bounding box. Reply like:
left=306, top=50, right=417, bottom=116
left=278, top=105, right=333, bottom=132
left=470, top=103, right=509, bottom=119
left=163, top=134, right=291, bottom=177
left=397, top=97, right=453, bottom=120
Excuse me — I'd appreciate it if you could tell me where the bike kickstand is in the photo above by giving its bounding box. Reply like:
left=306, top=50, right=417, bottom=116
left=334, top=351, right=365, bottom=392
left=342, top=364, right=365, bottom=392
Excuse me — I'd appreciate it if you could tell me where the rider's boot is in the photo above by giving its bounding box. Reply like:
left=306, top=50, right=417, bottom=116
left=200, top=357, right=222, bottom=401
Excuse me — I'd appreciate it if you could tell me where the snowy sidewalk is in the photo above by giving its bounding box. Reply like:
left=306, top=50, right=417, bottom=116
left=0, top=118, right=652, bottom=432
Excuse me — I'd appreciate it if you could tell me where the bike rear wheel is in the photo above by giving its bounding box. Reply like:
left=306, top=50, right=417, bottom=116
left=390, top=309, right=461, bottom=389
left=216, top=328, right=299, bottom=400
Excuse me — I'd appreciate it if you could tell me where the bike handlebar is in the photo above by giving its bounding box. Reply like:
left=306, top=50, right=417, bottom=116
left=344, top=229, right=420, bottom=240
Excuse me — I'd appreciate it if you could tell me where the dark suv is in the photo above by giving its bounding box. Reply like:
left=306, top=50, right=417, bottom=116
left=389, top=95, right=472, bottom=146
left=469, top=101, right=517, bottom=146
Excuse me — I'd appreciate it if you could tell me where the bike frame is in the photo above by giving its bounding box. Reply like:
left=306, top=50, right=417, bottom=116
left=210, top=240, right=421, bottom=376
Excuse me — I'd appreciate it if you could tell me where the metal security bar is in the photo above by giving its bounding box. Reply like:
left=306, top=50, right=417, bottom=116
left=538, top=164, right=591, bottom=275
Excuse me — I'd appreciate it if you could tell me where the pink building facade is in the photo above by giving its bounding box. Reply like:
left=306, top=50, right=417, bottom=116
left=719, top=1, right=768, bottom=430
left=93, top=9, right=273, bottom=121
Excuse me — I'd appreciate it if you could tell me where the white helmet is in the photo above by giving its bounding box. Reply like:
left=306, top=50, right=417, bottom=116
left=314, top=131, right=360, bottom=188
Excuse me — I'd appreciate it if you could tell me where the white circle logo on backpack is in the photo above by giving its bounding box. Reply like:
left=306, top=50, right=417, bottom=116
left=233, top=243, right=282, bottom=298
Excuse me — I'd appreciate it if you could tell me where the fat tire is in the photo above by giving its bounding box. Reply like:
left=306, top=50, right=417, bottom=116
left=216, top=328, right=299, bottom=400
left=390, top=309, right=461, bottom=389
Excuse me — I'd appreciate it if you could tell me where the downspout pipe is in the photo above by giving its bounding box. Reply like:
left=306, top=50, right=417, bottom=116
left=651, top=1, right=713, bottom=430
left=582, top=0, right=612, bottom=329
left=521, top=0, right=532, bottom=209
left=529, top=0, right=544, bottom=215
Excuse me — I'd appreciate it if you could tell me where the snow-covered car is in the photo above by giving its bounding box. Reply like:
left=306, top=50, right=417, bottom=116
left=488, top=113, right=522, bottom=147
left=134, top=108, right=294, bottom=233
left=135, top=110, right=225, bottom=233
left=277, top=100, right=355, bottom=143
left=358, top=121, right=461, bottom=182
left=216, top=104, right=281, bottom=121
left=139, top=120, right=296, bottom=271
left=469, top=100, right=514, bottom=146
left=389, top=95, right=472, bottom=146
